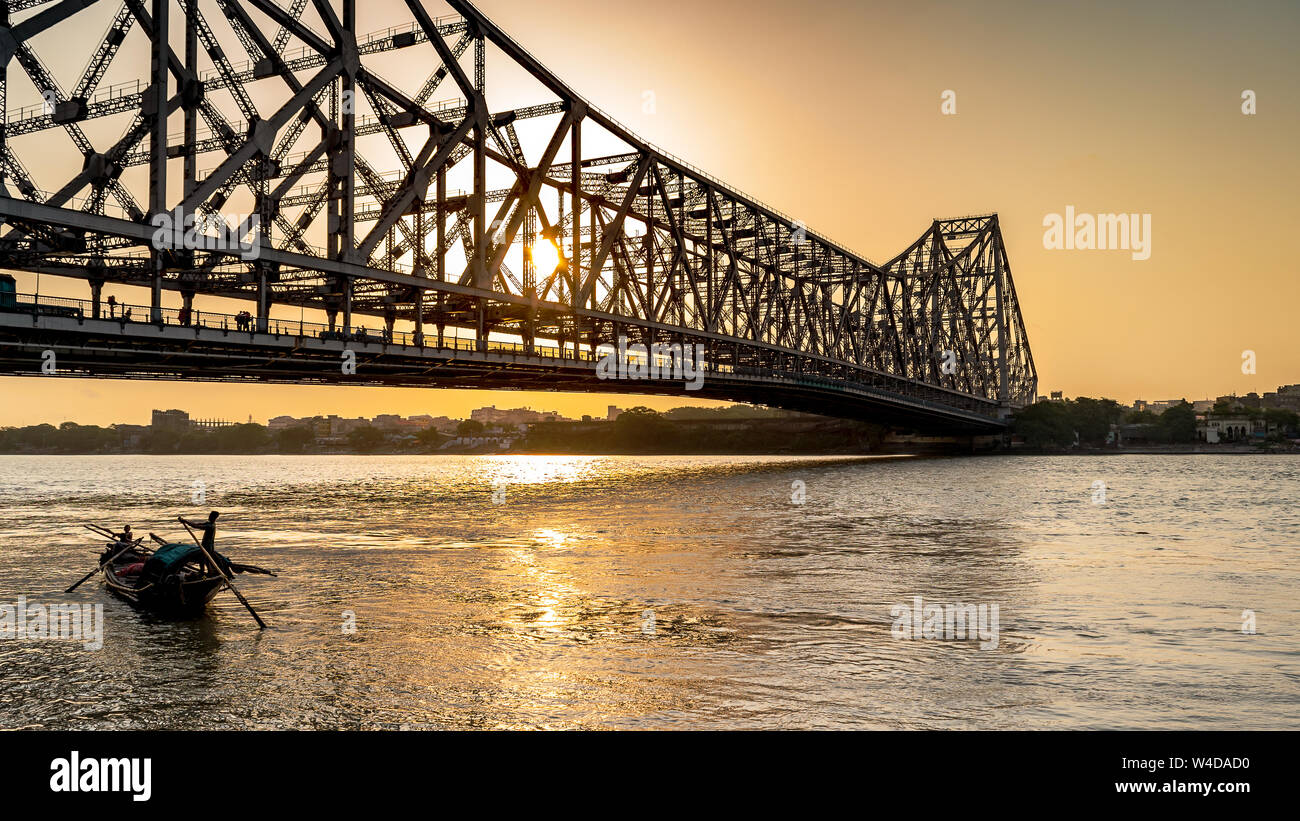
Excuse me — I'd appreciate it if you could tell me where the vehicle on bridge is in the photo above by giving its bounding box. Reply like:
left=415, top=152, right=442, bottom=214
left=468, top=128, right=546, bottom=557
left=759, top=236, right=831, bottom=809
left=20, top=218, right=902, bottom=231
left=0, top=274, right=84, bottom=320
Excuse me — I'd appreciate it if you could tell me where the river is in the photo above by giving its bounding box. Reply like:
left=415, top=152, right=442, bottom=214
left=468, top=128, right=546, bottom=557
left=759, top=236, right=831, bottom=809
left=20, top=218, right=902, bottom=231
left=0, top=453, right=1295, bottom=729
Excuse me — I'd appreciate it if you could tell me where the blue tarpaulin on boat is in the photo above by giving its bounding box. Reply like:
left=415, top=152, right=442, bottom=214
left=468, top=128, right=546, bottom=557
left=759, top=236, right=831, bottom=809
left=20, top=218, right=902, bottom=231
left=144, top=543, right=231, bottom=579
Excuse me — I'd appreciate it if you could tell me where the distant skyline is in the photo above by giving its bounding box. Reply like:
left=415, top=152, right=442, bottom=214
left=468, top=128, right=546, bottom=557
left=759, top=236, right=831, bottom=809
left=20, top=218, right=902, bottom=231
left=0, top=380, right=719, bottom=428
left=2, top=381, right=1296, bottom=430
left=1, top=0, right=1297, bottom=425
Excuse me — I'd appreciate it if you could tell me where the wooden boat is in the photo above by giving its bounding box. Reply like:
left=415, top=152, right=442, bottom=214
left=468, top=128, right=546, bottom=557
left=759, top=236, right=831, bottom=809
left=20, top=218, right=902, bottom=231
left=100, top=541, right=231, bottom=616
left=71, top=521, right=276, bottom=627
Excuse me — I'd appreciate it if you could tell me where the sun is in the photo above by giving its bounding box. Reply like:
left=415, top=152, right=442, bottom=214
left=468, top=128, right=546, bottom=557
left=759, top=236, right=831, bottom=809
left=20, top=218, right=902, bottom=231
left=530, top=240, right=562, bottom=278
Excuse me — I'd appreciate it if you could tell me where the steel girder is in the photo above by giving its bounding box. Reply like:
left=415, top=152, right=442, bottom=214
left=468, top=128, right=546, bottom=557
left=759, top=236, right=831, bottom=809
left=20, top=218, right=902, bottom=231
left=0, top=0, right=1037, bottom=418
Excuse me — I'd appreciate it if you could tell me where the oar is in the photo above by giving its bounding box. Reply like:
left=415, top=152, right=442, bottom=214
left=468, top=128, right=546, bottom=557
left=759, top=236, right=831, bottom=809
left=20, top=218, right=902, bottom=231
left=84, top=524, right=118, bottom=540
left=178, top=518, right=267, bottom=630
left=65, top=537, right=142, bottom=594
left=161, top=532, right=275, bottom=575
left=85, top=524, right=149, bottom=552
left=229, top=563, right=278, bottom=577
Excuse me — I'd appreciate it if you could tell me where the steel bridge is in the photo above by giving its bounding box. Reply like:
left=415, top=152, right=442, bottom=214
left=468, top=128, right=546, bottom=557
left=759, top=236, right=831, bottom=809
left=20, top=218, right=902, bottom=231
left=0, top=0, right=1036, bottom=432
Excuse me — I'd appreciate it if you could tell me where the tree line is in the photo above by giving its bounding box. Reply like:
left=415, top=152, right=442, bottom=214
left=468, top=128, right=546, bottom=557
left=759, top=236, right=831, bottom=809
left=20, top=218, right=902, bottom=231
left=522, top=407, right=880, bottom=454
left=1011, top=398, right=1300, bottom=450
left=0, top=421, right=454, bottom=455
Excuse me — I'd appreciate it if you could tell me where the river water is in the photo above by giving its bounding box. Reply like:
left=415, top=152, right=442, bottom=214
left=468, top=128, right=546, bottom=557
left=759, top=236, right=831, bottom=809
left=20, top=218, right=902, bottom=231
left=0, top=454, right=1295, bottom=730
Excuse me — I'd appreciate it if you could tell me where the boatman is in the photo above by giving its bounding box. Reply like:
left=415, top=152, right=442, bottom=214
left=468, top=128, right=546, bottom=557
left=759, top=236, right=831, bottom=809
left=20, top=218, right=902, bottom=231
left=111, top=525, right=141, bottom=563
left=179, top=511, right=221, bottom=573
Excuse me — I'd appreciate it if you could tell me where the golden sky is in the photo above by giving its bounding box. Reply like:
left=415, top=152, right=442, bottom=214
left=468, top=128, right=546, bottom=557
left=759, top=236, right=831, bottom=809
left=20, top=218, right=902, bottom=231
left=1, top=0, right=1297, bottom=426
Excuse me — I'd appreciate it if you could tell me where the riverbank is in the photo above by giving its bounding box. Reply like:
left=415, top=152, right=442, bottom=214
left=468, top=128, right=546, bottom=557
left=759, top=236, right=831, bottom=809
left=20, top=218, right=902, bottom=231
left=1009, top=444, right=1297, bottom=455
left=4, top=443, right=1294, bottom=456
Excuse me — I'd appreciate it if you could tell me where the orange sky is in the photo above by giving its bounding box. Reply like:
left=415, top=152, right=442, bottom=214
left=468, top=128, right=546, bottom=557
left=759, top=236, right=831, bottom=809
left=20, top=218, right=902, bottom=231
left=1, top=0, right=1297, bottom=426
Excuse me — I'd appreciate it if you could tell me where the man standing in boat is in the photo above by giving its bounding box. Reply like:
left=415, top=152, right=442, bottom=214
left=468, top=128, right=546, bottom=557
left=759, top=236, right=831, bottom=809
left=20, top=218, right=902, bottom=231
left=179, top=511, right=221, bottom=572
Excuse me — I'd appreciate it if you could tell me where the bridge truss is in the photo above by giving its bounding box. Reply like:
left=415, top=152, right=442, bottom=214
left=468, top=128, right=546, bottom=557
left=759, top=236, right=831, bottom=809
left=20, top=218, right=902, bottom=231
left=0, top=0, right=1036, bottom=429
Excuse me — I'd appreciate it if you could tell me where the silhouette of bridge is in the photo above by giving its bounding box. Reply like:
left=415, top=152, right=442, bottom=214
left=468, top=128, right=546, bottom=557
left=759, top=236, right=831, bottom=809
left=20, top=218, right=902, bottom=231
left=0, top=0, right=1036, bottom=432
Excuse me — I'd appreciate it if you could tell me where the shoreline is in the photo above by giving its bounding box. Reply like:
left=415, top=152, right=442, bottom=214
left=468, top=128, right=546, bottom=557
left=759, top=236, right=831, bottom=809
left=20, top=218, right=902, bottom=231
left=0, top=447, right=1292, bottom=457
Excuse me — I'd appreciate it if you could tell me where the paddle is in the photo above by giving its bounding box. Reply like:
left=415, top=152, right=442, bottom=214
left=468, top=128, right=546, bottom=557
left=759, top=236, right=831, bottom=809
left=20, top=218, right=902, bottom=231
left=66, top=537, right=143, bottom=594
left=228, top=563, right=278, bottom=577
left=153, top=533, right=266, bottom=573
left=178, top=517, right=267, bottom=630
left=84, top=524, right=119, bottom=540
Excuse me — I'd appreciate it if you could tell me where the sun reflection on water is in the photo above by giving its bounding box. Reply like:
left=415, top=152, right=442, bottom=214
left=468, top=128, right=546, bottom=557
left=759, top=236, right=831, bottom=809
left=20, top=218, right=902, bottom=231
left=480, top=455, right=603, bottom=487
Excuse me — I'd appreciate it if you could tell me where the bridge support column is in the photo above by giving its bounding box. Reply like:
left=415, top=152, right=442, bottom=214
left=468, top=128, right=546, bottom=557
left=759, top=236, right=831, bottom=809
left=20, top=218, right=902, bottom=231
left=256, top=270, right=270, bottom=333
left=147, top=0, right=168, bottom=325
left=342, top=279, right=352, bottom=337
left=569, top=117, right=582, bottom=362
left=471, top=45, right=488, bottom=355
left=412, top=290, right=424, bottom=347
left=436, top=169, right=446, bottom=283
left=150, top=256, right=164, bottom=324
left=181, top=290, right=194, bottom=326
left=993, top=251, right=1010, bottom=406
left=89, top=280, right=103, bottom=320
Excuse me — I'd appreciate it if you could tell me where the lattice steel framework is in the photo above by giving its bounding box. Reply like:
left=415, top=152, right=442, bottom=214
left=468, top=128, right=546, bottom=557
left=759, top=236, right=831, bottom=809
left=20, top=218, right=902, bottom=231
left=0, top=0, right=1036, bottom=419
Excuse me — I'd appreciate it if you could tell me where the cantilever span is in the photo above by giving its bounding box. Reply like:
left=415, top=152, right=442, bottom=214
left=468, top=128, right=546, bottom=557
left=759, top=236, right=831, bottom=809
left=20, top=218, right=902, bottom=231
left=0, top=0, right=1035, bottom=431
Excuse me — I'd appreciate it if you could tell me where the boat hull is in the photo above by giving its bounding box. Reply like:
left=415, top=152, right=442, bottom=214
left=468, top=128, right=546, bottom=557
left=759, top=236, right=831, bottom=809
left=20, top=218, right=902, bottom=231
left=102, top=562, right=226, bottom=617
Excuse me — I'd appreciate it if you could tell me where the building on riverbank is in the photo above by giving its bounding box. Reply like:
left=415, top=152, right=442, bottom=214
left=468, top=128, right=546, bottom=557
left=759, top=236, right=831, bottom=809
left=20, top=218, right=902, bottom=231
left=1263, top=385, right=1300, bottom=412
left=1198, top=416, right=1277, bottom=443
left=470, top=406, right=568, bottom=427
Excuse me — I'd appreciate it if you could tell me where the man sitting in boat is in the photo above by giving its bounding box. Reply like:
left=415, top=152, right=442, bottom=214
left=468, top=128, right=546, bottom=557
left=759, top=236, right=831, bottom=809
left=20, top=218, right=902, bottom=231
left=104, top=525, right=146, bottom=576
left=179, top=511, right=221, bottom=571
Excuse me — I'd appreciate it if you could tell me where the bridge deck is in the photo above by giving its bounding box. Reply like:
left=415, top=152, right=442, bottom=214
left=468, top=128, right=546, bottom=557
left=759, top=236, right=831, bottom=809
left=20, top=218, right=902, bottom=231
left=0, top=299, right=1008, bottom=433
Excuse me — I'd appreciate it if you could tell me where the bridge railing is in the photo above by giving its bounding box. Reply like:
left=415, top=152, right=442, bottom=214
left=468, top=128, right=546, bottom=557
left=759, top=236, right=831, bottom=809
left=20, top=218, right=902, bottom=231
left=0, top=291, right=585, bottom=359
